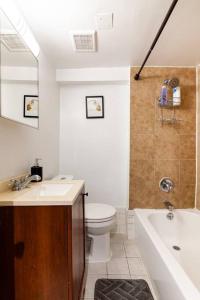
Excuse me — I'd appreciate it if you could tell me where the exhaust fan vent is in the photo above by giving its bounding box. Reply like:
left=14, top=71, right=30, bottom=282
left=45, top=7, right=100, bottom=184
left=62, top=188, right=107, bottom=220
left=0, top=32, right=29, bottom=52
left=71, top=31, right=96, bottom=52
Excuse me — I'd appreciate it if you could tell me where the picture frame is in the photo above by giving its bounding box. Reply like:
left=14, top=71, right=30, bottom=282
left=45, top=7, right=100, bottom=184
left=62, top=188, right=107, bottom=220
left=86, top=96, right=104, bottom=119
left=24, top=95, right=39, bottom=118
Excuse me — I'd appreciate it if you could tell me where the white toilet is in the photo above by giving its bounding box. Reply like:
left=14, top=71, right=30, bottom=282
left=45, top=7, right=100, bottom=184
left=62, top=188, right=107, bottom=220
left=85, top=203, right=116, bottom=263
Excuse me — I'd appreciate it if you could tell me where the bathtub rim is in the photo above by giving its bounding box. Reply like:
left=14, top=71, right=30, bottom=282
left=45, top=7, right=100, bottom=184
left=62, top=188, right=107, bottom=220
left=134, top=208, right=200, bottom=300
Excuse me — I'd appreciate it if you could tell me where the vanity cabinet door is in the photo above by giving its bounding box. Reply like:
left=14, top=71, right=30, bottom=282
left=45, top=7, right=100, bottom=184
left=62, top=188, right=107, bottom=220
left=0, top=193, right=86, bottom=300
left=14, top=206, right=69, bottom=300
left=0, top=207, right=15, bottom=300
left=67, top=192, right=86, bottom=300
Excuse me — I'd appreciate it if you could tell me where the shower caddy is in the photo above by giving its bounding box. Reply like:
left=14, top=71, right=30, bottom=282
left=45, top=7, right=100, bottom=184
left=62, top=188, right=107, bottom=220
left=158, top=78, right=182, bottom=125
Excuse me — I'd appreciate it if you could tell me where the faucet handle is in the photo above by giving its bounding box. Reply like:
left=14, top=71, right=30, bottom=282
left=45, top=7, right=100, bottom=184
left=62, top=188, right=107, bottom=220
left=159, top=178, right=174, bottom=193
left=9, top=179, right=15, bottom=186
left=9, top=179, right=21, bottom=191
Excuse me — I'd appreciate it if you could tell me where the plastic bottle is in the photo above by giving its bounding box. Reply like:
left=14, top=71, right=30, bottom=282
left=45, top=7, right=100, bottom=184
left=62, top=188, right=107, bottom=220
left=173, top=86, right=181, bottom=106
left=160, top=85, right=168, bottom=105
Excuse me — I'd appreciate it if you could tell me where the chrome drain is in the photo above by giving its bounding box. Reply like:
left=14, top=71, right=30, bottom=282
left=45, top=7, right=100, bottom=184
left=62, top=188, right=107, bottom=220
left=173, top=245, right=181, bottom=251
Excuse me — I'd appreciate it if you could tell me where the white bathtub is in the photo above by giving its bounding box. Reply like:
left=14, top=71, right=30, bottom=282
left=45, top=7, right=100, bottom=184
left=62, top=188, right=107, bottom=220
left=134, top=209, right=200, bottom=300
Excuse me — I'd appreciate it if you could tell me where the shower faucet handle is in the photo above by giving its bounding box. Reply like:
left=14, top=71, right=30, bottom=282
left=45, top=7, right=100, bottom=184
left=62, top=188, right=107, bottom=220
left=159, top=177, right=174, bottom=193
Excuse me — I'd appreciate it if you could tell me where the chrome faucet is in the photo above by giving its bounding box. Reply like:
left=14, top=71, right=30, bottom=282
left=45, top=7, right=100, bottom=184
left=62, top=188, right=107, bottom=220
left=163, top=200, right=174, bottom=220
left=10, top=175, right=41, bottom=191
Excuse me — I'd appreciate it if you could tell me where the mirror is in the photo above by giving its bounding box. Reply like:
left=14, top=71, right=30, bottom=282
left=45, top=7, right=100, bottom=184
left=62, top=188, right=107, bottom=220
left=0, top=10, right=39, bottom=128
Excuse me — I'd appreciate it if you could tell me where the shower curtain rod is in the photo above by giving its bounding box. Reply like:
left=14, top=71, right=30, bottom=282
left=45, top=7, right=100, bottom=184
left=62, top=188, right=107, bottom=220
left=134, top=0, right=179, bottom=80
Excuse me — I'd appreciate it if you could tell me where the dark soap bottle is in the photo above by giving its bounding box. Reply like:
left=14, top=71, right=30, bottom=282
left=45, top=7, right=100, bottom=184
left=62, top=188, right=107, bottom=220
left=31, top=158, right=43, bottom=182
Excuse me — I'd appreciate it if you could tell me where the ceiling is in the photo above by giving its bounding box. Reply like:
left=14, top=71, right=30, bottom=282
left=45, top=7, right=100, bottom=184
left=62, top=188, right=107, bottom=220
left=14, top=0, right=200, bottom=68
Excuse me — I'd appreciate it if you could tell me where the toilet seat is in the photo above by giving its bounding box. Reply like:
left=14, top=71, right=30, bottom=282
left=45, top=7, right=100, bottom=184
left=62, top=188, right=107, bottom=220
left=86, top=216, right=114, bottom=223
left=85, top=203, right=116, bottom=223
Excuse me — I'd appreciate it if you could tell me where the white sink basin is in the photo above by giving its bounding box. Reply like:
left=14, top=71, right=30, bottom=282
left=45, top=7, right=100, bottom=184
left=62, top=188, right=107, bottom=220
left=39, top=183, right=73, bottom=196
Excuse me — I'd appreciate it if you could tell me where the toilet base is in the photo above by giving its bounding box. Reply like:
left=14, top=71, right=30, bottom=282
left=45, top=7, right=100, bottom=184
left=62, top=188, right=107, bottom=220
left=88, top=232, right=112, bottom=263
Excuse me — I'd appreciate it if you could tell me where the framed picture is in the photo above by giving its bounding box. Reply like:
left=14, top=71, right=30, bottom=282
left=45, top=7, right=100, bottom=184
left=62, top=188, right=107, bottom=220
left=86, top=96, right=104, bottom=119
left=24, top=95, right=39, bottom=118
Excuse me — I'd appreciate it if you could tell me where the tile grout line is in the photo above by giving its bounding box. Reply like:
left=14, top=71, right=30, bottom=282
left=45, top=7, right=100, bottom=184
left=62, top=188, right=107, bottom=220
left=123, top=240, right=132, bottom=278
left=106, top=261, right=108, bottom=278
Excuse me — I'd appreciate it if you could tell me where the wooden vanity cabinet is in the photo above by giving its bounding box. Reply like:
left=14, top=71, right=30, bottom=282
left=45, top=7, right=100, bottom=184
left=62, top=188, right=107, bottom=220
left=0, top=191, right=86, bottom=300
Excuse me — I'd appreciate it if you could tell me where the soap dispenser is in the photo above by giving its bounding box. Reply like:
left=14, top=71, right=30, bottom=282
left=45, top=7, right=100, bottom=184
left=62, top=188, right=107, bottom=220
left=31, top=158, right=43, bottom=182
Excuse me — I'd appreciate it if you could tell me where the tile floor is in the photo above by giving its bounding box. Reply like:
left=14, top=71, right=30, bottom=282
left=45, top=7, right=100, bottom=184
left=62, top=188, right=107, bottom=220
left=83, top=212, right=158, bottom=300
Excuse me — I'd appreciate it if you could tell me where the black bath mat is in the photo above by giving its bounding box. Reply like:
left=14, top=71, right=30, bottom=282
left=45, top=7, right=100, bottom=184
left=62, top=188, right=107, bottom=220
left=94, top=278, right=154, bottom=300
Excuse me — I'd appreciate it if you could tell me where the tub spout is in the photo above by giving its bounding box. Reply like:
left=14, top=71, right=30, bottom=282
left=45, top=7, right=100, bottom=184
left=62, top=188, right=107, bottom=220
left=163, top=201, right=174, bottom=211
left=163, top=201, right=174, bottom=220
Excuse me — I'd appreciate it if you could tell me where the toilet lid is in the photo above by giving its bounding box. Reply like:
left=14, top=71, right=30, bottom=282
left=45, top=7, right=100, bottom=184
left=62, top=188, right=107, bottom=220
left=85, top=203, right=116, bottom=221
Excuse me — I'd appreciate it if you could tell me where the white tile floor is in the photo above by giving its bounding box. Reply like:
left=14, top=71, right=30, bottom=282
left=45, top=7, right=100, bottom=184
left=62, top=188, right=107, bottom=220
left=83, top=213, right=158, bottom=300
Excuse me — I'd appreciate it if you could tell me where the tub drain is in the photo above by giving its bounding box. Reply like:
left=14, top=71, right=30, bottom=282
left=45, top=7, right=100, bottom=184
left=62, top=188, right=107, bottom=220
left=173, top=245, right=181, bottom=251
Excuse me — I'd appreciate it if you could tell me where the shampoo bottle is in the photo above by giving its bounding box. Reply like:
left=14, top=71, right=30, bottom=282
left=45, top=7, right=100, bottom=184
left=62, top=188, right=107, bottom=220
left=173, top=86, right=181, bottom=106
left=31, top=158, right=43, bottom=182
left=160, top=85, right=168, bottom=106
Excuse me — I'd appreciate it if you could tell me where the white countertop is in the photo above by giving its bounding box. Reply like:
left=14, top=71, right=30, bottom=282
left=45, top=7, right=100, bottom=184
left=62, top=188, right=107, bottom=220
left=0, top=180, right=85, bottom=206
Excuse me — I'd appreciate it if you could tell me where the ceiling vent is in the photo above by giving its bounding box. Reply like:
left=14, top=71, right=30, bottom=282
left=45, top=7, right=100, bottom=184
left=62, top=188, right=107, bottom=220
left=0, top=31, right=29, bottom=52
left=71, top=31, right=96, bottom=52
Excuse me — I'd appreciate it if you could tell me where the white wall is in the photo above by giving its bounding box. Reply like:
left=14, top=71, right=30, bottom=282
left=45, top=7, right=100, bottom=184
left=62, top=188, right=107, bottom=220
left=56, top=67, right=130, bottom=83
left=0, top=51, right=60, bottom=180
left=59, top=83, right=130, bottom=208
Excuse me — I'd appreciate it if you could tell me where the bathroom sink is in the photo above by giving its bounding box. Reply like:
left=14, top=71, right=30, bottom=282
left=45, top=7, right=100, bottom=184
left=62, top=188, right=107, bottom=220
left=39, top=183, right=73, bottom=196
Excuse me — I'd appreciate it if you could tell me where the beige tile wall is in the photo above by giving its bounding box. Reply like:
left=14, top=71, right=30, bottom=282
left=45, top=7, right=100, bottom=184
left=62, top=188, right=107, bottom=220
left=196, top=67, right=200, bottom=209
left=130, top=67, right=196, bottom=209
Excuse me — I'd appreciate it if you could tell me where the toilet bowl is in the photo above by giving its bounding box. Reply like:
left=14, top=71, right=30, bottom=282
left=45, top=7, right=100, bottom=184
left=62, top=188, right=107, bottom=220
left=85, top=203, right=116, bottom=263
